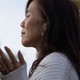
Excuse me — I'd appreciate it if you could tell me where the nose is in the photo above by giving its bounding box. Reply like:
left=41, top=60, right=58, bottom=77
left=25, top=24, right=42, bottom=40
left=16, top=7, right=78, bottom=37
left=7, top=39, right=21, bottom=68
left=20, top=20, right=25, bottom=28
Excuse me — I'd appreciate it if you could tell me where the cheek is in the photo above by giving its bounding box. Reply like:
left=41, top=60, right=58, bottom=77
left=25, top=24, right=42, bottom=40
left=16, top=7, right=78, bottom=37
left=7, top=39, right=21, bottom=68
left=28, top=20, right=42, bottom=36
left=22, top=16, right=44, bottom=47
left=25, top=18, right=43, bottom=42
left=26, top=18, right=42, bottom=36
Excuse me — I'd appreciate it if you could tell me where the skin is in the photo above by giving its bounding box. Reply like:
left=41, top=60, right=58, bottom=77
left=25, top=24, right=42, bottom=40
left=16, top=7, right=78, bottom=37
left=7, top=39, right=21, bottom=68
left=21, top=1, right=46, bottom=48
left=0, top=47, right=25, bottom=75
left=0, top=1, right=47, bottom=75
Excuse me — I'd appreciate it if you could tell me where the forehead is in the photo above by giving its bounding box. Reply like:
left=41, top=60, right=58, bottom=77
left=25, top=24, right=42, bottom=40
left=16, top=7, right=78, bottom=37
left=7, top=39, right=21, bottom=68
left=26, top=1, right=40, bottom=13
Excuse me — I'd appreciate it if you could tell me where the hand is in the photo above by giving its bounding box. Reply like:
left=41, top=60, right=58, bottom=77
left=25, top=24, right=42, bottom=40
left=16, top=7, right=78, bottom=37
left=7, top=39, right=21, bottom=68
left=0, top=46, right=25, bottom=75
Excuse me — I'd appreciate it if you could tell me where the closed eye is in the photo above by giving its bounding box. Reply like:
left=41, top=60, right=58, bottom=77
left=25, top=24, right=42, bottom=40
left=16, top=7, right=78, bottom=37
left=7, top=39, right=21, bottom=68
left=26, top=15, right=30, bottom=18
left=25, top=9, right=31, bottom=18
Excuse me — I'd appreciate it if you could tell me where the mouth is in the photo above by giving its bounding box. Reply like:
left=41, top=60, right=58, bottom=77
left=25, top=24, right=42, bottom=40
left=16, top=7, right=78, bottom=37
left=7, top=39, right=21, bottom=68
left=21, top=32, right=25, bottom=34
left=21, top=31, right=25, bottom=37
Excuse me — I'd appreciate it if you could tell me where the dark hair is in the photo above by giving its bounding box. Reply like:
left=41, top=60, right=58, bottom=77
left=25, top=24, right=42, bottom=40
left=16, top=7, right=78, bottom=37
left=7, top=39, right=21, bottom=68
left=26, top=0, right=80, bottom=78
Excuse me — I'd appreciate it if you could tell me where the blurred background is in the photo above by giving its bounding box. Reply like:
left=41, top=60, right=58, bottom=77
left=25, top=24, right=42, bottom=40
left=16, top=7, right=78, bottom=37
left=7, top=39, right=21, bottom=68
left=0, top=0, right=36, bottom=75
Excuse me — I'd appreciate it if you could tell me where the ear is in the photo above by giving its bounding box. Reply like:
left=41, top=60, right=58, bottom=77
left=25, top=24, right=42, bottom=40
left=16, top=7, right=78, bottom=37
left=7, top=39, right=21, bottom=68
left=43, top=22, right=47, bottom=32
left=41, top=22, right=47, bottom=36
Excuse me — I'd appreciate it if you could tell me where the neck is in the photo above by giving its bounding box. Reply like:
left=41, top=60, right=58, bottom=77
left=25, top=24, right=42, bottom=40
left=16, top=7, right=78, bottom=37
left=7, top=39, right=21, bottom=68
left=35, top=37, right=43, bottom=58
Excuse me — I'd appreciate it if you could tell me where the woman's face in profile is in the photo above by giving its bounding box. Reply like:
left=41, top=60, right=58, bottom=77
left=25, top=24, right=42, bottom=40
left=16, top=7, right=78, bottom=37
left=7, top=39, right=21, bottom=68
left=21, top=1, right=45, bottom=47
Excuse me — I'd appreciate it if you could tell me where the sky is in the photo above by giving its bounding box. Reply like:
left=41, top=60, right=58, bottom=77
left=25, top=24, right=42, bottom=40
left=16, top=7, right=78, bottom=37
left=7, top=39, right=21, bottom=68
left=0, top=0, right=36, bottom=74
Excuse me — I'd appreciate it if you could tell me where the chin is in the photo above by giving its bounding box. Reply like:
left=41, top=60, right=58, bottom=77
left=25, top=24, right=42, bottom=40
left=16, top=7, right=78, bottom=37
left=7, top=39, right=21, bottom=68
left=21, top=38, right=29, bottom=47
left=22, top=42, right=29, bottom=47
left=22, top=41, right=33, bottom=47
left=21, top=38, right=36, bottom=47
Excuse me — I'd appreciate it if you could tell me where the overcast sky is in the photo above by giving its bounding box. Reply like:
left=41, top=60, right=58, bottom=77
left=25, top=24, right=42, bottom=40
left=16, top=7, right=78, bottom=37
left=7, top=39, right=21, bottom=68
left=0, top=0, right=36, bottom=74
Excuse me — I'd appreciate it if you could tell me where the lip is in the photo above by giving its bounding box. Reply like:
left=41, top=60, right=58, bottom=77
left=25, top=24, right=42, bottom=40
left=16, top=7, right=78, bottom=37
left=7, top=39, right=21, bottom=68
left=21, top=31, right=25, bottom=37
left=21, top=34, right=25, bottom=37
left=21, top=30, right=25, bottom=34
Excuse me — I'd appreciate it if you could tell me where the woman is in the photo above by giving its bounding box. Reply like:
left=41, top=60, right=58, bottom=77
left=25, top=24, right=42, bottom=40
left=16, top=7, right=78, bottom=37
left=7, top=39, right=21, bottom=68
left=0, top=0, right=80, bottom=80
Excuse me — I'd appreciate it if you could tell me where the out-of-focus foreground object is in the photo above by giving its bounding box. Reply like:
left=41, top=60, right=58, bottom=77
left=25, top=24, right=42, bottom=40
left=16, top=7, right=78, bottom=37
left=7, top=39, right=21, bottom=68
left=72, top=0, right=80, bottom=9
left=71, top=0, right=80, bottom=15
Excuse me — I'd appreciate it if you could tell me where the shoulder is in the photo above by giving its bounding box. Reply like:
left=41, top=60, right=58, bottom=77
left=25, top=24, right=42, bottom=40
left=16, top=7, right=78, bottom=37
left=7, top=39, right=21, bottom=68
left=39, top=52, right=69, bottom=66
left=39, top=52, right=77, bottom=74
left=30, top=52, right=79, bottom=80
left=39, top=52, right=79, bottom=79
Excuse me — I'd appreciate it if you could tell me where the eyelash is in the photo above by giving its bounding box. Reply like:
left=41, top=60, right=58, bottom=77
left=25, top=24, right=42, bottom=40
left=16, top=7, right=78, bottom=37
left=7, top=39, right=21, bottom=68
left=27, top=15, right=30, bottom=18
